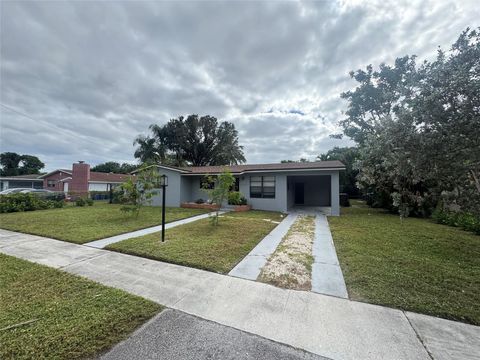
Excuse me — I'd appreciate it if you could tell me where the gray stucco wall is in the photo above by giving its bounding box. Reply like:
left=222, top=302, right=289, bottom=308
left=150, top=168, right=182, bottom=207
left=330, top=171, right=340, bottom=216
left=239, top=172, right=288, bottom=213
left=188, top=176, right=210, bottom=202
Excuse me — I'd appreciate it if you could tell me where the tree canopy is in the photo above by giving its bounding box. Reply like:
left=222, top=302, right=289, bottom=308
left=317, top=147, right=360, bottom=197
left=134, top=115, right=246, bottom=167
left=91, top=162, right=137, bottom=174
left=0, top=152, right=45, bottom=176
left=340, top=28, right=480, bottom=217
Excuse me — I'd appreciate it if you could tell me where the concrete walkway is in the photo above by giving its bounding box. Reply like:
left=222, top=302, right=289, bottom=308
left=1, top=229, right=479, bottom=360
left=85, top=211, right=226, bottom=248
left=311, top=215, right=348, bottom=298
left=228, top=213, right=297, bottom=280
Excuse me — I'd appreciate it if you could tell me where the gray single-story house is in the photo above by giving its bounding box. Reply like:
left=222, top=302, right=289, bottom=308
left=145, top=160, right=345, bottom=215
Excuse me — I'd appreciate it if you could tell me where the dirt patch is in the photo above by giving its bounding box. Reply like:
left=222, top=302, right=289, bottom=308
left=258, top=215, right=315, bottom=290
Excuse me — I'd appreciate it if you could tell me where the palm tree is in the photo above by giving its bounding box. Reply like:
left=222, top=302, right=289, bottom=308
left=133, top=135, right=161, bottom=164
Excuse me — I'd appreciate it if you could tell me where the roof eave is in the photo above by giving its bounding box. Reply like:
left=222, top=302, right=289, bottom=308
left=181, top=167, right=346, bottom=176
left=130, top=164, right=191, bottom=174
left=39, top=169, right=72, bottom=179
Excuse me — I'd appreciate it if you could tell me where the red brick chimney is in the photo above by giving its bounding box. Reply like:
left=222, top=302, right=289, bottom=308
left=70, top=161, right=90, bottom=195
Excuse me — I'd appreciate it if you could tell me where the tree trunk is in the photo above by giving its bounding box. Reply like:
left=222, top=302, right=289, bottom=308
left=470, top=169, right=480, bottom=194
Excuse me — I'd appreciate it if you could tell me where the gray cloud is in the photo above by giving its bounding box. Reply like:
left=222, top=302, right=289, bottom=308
left=1, top=0, right=478, bottom=170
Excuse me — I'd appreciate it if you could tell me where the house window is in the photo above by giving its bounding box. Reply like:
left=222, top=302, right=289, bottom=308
left=200, top=176, right=215, bottom=189
left=250, top=176, right=275, bottom=198
left=47, top=180, right=56, bottom=188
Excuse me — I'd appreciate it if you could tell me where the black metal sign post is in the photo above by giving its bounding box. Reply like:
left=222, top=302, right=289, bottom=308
left=160, top=175, right=168, bottom=242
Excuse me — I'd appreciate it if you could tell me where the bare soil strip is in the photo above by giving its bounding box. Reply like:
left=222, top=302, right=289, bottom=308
left=258, top=215, right=315, bottom=290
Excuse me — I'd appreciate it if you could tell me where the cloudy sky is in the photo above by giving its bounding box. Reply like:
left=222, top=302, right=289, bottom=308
left=1, top=1, right=478, bottom=171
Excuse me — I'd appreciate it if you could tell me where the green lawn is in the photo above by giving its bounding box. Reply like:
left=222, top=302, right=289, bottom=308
left=108, top=210, right=285, bottom=274
left=329, top=200, right=480, bottom=325
left=0, top=254, right=162, bottom=360
left=0, top=203, right=208, bottom=244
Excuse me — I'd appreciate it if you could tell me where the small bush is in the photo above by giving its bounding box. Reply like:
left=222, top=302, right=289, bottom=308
left=53, top=200, right=64, bottom=208
left=75, top=197, right=87, bottom=207
left=0, top=193, right=64, bottom=213
left=340, top=193, right=350, bottom=207
left=195, top=198, right=205, bottom=204
left=228, top=191, right=247, bottom=206
left=432, top=208, right=480, bottom=235
left=86, top=198, right=94, bottom=206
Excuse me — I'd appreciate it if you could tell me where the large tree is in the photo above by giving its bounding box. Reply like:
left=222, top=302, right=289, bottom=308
left=339, top=56, right=418, bottom=144
left=135, top=115, right=246, bottom=166
left=341, top=28, right=480, bottom=217
left=0, top=152, right=45, bottom=176
left=317, top=147, right=360, bottom=197
left=91, top=162, right=137, bottom=174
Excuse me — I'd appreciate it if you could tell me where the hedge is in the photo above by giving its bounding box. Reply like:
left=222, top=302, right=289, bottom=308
left=0, top=193, right=64, bottom=213
left=432, top=208, right=480, bottom=235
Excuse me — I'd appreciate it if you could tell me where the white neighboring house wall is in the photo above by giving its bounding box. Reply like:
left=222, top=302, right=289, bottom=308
left=88, top=183, right=109, bottom=191
left=88, top=182, right=123, bottom=191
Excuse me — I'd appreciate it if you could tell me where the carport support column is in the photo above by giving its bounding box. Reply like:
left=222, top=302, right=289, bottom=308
left=330, top=172, right=340, bottom=216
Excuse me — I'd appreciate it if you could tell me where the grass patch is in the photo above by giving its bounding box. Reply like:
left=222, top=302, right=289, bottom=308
left=0, top=202, right=208, bottom=244
left=329, top=200, right=480, bottom=325
left=107, top=210, right=285, bottom=274
left=0, top=254, right=162, bottom=359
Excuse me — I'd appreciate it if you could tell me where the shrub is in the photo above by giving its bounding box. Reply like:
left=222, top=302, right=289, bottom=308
left=75, top=197, right=87, bottom=207
left=85, top=198, right=94, bottom=206
left=340, top=193, right=350, bottom=207
left=0, top=193, right=64, bottom=213
left=228, top=191, right=241, bottom=205
left=195, top=198, right=205, bottom=204
left=228, top=191, right=247, bottom=206
left=432, top=208, right=480, bottom=235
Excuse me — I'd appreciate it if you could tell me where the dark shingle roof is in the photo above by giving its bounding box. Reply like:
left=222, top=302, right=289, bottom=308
left=89, top=172, right=131, bottom=183
left=0, top=174, right=44, bottom=180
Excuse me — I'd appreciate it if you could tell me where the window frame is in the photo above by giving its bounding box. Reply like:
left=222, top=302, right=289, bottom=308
left=250, top=176, right=275, bottom=199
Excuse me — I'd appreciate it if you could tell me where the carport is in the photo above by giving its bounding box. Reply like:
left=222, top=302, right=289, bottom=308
left=287, top=175, right=334, bottom=213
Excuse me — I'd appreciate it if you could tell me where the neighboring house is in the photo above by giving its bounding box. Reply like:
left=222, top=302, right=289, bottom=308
left=40, top=161, right=130, bottom=194
left=0, top=161, right=130, bottom=194
left=144, top=160, right=345, bottom=215
left=0, top=174, right=44, bottom=191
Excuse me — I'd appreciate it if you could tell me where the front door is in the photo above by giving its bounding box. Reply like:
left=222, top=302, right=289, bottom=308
left=295, top=183, right=304, bottom=205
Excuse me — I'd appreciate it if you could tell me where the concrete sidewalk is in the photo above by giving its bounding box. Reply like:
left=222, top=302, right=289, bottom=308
left=1, top=229, right=479, bottom=360
left=84, top=211, right=225, bottom=248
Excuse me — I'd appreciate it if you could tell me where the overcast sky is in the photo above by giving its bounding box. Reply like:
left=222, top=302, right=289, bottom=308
left=1, top=1, right=478, bottom=171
